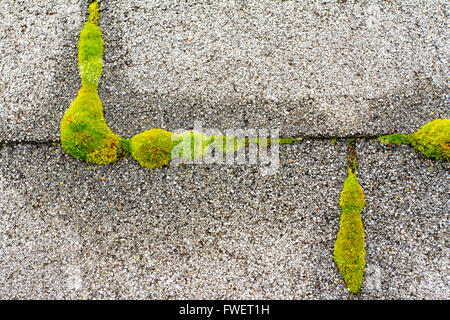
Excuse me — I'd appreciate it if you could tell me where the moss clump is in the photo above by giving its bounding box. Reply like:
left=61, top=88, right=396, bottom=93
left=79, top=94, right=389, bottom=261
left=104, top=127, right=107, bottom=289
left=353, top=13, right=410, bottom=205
left=88, top=1, right=100, bottom=24
left=410, top=119, right=449, bottom=161
left=129, top=129, right=177, bottom=169
left=60, top=1, right=127, bottom=165
left=379, top=119, right=449, bottom=161
left=61, top=87, right=127, bottom=164
left=334, top=168, right=366, bottom=295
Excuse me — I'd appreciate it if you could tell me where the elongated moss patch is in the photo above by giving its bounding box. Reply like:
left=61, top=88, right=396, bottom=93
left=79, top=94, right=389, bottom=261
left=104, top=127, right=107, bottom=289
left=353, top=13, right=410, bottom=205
left=172, top=131, right=216, bottom=161
left=334, top=168, right=366, bottom=294
left=168, top=133, right=302, bottom=163
left=379, top=119, right=449, bottom=161
left=60, top=1, right=127, bottom=165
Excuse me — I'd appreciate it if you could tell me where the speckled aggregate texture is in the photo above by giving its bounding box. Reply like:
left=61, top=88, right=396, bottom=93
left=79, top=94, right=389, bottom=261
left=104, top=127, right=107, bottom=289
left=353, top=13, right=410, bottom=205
left=0, top=167, right=82, bottom=299
left=1, top=0, right=449, bottom=301
left=1, top=141, right=354, bottom=299
left=105, top=0, right=449, bottom=137
left=1, top=0, right=449, bottom=141
left=356, top=140, right=449, bottom=299
left=0, top=0, right=82, bottom=141
left=1, top=141, right=447, bottom=299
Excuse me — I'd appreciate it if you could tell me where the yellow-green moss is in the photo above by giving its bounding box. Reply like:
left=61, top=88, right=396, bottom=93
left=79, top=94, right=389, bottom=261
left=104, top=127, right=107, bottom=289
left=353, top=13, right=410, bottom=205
left=334, top=168, right=366, bottom=294
left=61, top=87, right=127, bottom=165
left=211, top=135, right=247, bottom=154
left=88, top=1, right=100, bottom=24
left=379, top=119, right=449, bottom=161
left=129, top=129, right=177, bottom=169
left=410, top=119, right=449, bottom=161
left=167, top=133, right=303, bottom=162
left=60, top=1, right=127, bottom=165
left=172, top=131, right=216, bottom=160
left=277, top=137, right=303, bottom=145
left=79, top=3, right=103, bottom=88
left=169, top=133, right=302, bottom=161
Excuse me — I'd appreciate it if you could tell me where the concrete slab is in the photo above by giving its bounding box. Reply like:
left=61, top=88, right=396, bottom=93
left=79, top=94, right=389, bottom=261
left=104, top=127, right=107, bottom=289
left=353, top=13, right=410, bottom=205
left=1, top=0, right=447, bottom=301
left=1, top=0, right=448, bottom=141
left=0, top=0, right=83, bottom=141
left=104, top=0, right=449, bottom=138
left=0, top=139, right=448, bottom=299
left=0, top=141, right=352, bottom=299
left=356, top=139, right=449, bottom=299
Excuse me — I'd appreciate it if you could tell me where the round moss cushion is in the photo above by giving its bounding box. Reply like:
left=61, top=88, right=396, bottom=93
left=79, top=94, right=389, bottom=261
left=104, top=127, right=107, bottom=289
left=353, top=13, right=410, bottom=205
left=410, top=119, right=449, bottom=161
left=129, top=129, right=176, bottom=169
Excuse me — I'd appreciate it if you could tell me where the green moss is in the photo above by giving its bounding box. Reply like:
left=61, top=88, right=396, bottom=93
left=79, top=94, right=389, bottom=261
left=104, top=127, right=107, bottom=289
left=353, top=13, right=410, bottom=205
left=78, top=4, right=103, bottom=88
left=129, top=129, right=177, bottom=169
left=168, top=134, right=303, bottom=162
left=172, top=131, right=216, bottom=160
left=378, top=133, right=411, bottom=145
left=61, top=87, right=127, bottom=164
left=379, top=119, right=449, bottom=161
left=334, top=168, right=366, bottom=295
left=277, top=137, right=303, bottom=145
left=88, top=1, right=100, bottom=24
left=210, top=135, right=246, bottom=154
left=410, top=119, right=449, bottom=161
left=166, top=133, right=303, bottom=163
left=245, top=137, right=269, bottom=148
left=347, top=137, right=355, bottom=146
left=60, top=1, right=127, bottom=165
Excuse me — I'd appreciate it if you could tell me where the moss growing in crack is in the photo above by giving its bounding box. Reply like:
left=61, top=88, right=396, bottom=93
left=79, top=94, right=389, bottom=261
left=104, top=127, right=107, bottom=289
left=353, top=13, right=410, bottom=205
left=60, top=1, right=127, bottom=165
left=334, top=168, right=366, bottom=295
left=212, top=135, right=247, bottom=154
left=276, top=137, right=303, bottom=145
left=410, top=119, right=449, bottom=161
left=79, top=2, right=103, bottom=88
left=62, top=1, right=309, bottom=169
left=172, top=131, right=217, bottom=160
left=61, top=87, right=127, bottom=164
left=129, top=129, right=177, bottom=169
left=168, top=134, right=304, bottom=163
left=88, top=0, right=100, bottom=24
left=379, top=133, right=411, bottom=145
left=379, top=119, right=449, bottom=161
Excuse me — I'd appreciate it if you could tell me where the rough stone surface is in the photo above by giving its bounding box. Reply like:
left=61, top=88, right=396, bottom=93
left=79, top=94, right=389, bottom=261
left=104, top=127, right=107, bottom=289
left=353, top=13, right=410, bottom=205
left=0, top=140, right=448, bottom=299
left=0, top=141, right=350, bottom=299
left=356, top=139, right=449, bottom=299
left=0, top=0, right=82, bottom=142
left=0, top=0, right=448, bottom=301
left=0, top=0, right=448, bottom=141
left=103, top=0, right=449, bottom=138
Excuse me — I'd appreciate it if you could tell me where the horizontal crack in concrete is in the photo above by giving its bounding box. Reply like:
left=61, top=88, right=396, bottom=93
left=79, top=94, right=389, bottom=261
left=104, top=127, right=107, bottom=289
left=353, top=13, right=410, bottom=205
left=0, top=136, right=382, bottom=146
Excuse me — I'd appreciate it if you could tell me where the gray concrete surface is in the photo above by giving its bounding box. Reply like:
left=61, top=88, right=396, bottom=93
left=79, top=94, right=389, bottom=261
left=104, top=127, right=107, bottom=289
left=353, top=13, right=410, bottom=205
left=0, top=141, right=348, bottom=299
left=0, top=0, right=82, bottom=142
left=0, top=0, right=448, bottom=301
left=1, top=0, right=449, bottom=141
left=0, top=141, right=448, bottom=299
left=105, top=0, right=449, bottom=138
left=356, top=139, right=449, bottom=299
